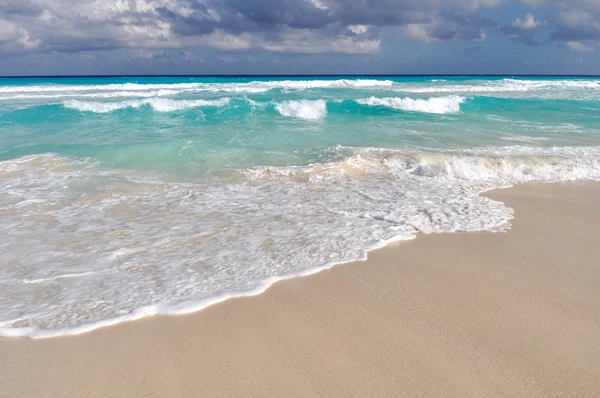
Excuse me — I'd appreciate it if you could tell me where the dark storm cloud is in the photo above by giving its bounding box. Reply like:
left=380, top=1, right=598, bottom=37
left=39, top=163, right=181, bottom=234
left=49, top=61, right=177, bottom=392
left=155, top=0, right=499, bottom=46
left=155, top=0, right=419, bottom=39
left=0, top=0, right=505, bottom=58
left=160, top=0, right=440, bottom=34
left=160, top=0, right=490, bottom=34
left=1, top=0, right=600, bottom=61
left=218, top=0, right=334, bottom=30
left=156, top=0, right=335, bottom=37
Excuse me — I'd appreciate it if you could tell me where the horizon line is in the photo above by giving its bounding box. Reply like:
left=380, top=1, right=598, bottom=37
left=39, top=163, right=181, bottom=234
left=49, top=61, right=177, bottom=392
left=1, top=74, right=600, bottom=78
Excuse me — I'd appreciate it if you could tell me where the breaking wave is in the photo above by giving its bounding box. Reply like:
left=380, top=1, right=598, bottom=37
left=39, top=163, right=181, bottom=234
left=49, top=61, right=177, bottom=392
left=274, top=99, right=327, bottom=120
left=355, top=95, right=466, bottom=114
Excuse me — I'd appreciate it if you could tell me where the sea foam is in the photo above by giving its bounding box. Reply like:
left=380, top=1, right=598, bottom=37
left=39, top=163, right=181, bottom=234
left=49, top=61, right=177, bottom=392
left=1, top=145, right=600, bottom=338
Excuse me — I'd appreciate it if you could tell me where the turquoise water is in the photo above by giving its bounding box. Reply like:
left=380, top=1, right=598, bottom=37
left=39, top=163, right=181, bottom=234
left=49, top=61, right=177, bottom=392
left=1, top=76, right=600, bottom=337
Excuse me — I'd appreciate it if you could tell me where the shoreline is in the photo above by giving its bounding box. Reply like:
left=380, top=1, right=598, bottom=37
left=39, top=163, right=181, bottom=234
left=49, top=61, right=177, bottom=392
left=1, top=181, right=600, bottom=396
left=0, top=184, right=507, bottom=340
left=0, top=231, right=414, bottom=340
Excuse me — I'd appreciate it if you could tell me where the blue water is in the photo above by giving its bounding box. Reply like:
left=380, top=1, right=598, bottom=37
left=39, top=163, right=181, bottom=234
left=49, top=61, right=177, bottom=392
left=1, top=76, right=600, bottom=337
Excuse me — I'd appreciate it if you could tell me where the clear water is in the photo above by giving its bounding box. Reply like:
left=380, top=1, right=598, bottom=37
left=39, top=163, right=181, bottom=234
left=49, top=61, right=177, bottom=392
left=1, top=76, right=600, bottom=337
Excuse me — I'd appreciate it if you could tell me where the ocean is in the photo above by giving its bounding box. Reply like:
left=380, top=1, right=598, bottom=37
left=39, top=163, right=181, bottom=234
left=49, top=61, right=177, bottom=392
left=1, top=75, right=599, bottom=338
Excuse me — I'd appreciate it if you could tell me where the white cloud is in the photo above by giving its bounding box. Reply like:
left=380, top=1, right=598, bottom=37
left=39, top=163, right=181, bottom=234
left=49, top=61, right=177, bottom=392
left=512, top=13, right=546, bottom=30
left=307, top=0, right=329, bottom=10
left=566, top=41, right=594, bottom=52
left=0, top=20, right=40, bottom=49
left=348, top=25, right=368, bottom=35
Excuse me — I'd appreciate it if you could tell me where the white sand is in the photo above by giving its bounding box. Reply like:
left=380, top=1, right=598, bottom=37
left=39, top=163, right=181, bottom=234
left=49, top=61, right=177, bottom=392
left=1, top=182, right=599, bottom=397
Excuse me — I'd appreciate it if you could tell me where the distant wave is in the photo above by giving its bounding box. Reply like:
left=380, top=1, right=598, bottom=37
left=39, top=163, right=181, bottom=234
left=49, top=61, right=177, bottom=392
left=54, top=95, right=467, bottom=116
left=0, top=89, right=183, bottom=101
left=63, top=98, right=231, bottom=113
left=398, top=79, right=600, bottom=94
left=274, top=99, right=327, bottom=120
left=0, top=82, right=202, bottom=94
left=355, top=95, right=466, bottom=114
left=4, top=79, right=600, bottom=108
left=0, top=79, right=394, bottom=97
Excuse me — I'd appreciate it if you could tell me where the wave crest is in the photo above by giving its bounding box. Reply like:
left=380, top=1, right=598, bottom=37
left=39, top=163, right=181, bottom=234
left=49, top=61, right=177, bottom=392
left=274, top=99, right=327, bottom=120
left=356, top=95, right=465, bottom=114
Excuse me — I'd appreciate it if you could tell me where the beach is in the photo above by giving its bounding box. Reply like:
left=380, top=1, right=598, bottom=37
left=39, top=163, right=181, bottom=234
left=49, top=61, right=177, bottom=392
left=2, top=0, right=600, bottom=393
left=1, top=181, right=599, bottom=397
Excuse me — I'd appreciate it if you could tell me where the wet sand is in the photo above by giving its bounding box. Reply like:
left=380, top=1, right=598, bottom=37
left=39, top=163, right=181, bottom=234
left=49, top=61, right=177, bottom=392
left=1, top=182, right=599, bottom=397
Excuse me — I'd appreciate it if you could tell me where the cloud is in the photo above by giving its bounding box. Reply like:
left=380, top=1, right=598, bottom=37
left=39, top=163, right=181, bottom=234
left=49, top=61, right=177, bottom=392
left=512, top=13, right=546, bottom=30
left=4, top=0, right=599, bottom=72
left=0, top=19, right=40, bottom=52
left=0, top=0, right=502, bottom=58
left=403, top=8, right=494, bottom=43
left=499, top=13, right=546, bottom=45
left=521, top=1, right=600, bottom=44
left=160, top=0, right=499, bottom=48
left=566, top=40, right=594, bottom=52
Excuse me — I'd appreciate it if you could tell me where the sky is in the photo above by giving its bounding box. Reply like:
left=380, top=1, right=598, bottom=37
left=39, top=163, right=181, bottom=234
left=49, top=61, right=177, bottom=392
left=1, top=0, right=600, bottom=76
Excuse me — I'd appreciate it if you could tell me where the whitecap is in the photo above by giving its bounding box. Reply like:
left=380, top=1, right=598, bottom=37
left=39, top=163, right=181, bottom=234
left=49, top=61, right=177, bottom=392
left=355, top=95, right=466, bottom=114
left=274, top=99, right=327, bottom=120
